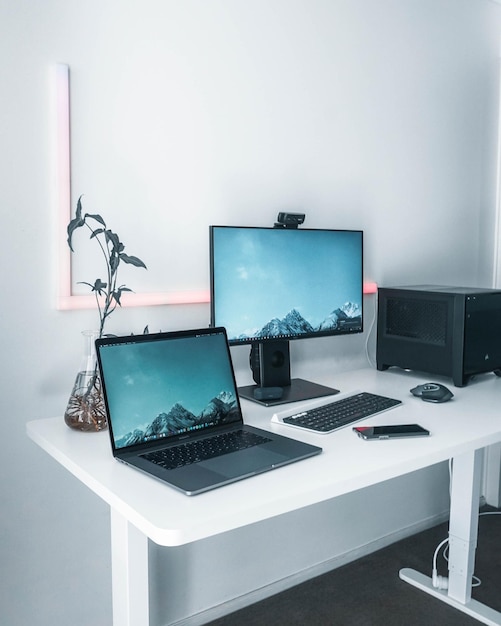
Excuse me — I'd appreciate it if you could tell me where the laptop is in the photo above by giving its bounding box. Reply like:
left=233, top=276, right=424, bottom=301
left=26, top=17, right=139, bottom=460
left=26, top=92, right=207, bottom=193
left=95, top=327, right=322, bottom=495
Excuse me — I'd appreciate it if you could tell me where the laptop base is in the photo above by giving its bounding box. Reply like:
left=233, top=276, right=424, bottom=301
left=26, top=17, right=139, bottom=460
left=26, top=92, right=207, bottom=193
left=96, top=327, right=323, bottom=495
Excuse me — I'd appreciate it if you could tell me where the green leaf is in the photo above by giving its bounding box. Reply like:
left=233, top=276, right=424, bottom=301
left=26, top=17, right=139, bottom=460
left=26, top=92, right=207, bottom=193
left=85, top=213, right=106, bottom=227
left=110, top=254, right=119, bottom=272
left=112, top=286, right=132, bottom=306
left=105, top=230, right=120, bottom=251
left=77, top=279, right=107, bottom=296
left=90, top=228, right=105, bottom=239
left=92, top=278, right=107, bottom=295
left=119, top=253, right=147, bottom=269
left=67, top=196, right=86, bottom=251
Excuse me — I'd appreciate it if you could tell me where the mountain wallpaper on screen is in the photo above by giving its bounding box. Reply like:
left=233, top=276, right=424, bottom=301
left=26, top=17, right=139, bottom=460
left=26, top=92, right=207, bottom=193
left=115, top=390, right=238, bottom=448
left=238, top=302, right=362, bottom=341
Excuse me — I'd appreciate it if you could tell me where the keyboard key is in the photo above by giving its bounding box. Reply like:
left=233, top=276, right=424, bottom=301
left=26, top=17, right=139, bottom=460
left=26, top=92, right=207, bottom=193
left=142, top=429, right=271, bottom=470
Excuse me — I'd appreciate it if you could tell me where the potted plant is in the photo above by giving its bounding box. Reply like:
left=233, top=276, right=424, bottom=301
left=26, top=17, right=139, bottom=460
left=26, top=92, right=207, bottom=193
left=64, top=196, right=147, bottom=431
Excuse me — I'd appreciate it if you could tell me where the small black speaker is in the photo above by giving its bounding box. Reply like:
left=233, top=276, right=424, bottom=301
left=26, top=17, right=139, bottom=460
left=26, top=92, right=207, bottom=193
left=376, top=285, right=501, bottom=386
left=250, top=341, right=291, bottom=387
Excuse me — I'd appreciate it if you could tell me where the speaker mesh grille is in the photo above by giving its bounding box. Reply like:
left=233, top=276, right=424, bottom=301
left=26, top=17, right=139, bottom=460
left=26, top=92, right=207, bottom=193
left=385, top=298, right=447, bottom=345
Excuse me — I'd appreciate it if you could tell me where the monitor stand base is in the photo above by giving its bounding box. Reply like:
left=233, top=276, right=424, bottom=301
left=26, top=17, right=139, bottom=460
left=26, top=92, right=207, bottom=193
left=238, top=378, right=339, bottom=407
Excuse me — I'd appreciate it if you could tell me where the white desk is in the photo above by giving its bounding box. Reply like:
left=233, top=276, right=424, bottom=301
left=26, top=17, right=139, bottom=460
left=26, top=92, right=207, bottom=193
left=27, top=367, right=501, bottom=626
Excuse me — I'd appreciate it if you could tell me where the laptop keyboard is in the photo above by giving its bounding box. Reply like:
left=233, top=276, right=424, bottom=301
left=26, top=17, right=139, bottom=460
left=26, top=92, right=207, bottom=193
left=282, top=392, right=402, bottom=433
left=141, top=429, right=272, bottom=470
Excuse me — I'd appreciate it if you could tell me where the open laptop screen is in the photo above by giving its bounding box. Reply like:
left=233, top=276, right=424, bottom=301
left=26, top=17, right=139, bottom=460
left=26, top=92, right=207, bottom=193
left=96, top=328, right=242, bottom=451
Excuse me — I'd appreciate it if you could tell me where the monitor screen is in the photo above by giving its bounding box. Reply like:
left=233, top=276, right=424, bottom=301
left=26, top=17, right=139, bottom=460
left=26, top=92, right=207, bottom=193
left=209, top=225, right=363, bottom=406
left=210, top=226, right=363, bottom=345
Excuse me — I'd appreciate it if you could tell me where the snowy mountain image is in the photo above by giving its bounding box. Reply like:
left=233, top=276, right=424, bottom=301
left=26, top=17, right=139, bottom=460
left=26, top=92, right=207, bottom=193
left=115, top=390, right=238, bottom=448
left=252, top=302, right=361, bottom=339
left=318, top=302, right=362, bottom=331
left=199, top=390, right=237, bottom=422
left=258, top=308, right=315, bottom=338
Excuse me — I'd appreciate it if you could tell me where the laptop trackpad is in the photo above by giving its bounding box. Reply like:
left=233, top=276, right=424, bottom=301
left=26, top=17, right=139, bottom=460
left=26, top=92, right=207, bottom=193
left=200, top=447, right=289, bottom=478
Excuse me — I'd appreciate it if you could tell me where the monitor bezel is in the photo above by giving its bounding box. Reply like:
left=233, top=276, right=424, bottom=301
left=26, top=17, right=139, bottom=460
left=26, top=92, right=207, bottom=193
left=209, top=224, right=364, bottom=346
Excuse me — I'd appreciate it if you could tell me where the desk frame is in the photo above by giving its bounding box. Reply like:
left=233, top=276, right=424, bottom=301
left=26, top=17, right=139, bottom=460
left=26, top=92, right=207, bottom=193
left=400, top=448, right=501, bottom=626
left=111, top=510, right=150, bottom=626
left=110, top=447, right=501, bottom=626
left=27, top=368, right=501, bottom=626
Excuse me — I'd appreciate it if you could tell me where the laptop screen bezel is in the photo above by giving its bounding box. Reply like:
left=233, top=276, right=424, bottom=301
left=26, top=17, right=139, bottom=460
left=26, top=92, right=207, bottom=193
left=95, top=327, right=245, bottom=456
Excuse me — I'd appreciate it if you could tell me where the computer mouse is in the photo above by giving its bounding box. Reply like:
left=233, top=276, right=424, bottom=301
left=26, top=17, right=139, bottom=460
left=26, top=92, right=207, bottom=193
left=410, top=383, right=454, bottom=403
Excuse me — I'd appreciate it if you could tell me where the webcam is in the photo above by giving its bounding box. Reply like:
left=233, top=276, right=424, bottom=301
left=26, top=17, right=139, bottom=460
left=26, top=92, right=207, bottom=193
left=274, top=212, right=305, bottom=229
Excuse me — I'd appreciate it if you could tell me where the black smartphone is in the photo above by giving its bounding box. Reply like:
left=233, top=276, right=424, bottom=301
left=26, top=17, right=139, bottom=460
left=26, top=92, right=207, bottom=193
left=353, top=424, right=430, bottom=440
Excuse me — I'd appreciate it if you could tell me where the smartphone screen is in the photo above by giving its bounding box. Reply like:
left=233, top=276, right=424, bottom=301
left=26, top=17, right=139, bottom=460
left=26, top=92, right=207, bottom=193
left=353, top=424, right=430, bottom=440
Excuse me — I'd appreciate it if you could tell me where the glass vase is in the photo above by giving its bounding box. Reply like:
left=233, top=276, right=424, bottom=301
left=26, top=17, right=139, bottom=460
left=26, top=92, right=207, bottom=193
left=64, top=330, right=107, bottom=432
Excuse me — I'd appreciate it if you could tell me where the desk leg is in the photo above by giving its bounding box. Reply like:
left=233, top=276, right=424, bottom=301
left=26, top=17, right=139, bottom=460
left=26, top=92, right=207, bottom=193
left=400, top=449, right=501, bottom=626
left=110, top=508, right=150, bottom=626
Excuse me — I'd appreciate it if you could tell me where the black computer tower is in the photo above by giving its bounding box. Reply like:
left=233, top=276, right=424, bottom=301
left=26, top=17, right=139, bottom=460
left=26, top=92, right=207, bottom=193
left=376, top=285, right=501, bottom=387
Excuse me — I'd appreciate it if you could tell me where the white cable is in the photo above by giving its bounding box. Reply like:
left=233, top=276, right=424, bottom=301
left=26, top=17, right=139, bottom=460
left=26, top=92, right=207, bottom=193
left=432, top=537, right=449, bottom=589
left=365, top=291, right=378, bottom=368
left=431, top=461, right=453, bottom=588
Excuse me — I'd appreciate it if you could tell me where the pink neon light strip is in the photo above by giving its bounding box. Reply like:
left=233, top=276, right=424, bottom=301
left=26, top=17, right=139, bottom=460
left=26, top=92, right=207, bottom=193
left=56, top=290, right=212, bottom=310
left=57, top=283, right=377, bottom=310
left=363, top=281, right=378, bottom=294
left=55, top=64, right=72, bottom=304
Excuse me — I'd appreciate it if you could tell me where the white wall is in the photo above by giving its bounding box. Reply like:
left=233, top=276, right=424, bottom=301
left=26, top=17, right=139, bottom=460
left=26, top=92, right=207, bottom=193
left=2, top=1, right=501, bottom=625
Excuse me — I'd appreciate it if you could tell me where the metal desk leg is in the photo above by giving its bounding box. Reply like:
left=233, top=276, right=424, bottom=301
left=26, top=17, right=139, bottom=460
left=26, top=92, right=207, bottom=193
left=448, top=448, right=482, bottom=603
left=400, top=448, right=501, bottom=625
left=110, top=508, right=150, bottom=626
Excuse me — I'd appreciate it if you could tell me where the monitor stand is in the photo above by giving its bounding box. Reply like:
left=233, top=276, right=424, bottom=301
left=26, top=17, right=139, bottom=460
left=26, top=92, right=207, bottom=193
left=238, top=341, right=339, bottom=407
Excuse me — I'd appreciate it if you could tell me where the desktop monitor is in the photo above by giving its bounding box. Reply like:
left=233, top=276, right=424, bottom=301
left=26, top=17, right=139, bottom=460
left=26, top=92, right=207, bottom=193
left=210, top=225, right=364, bottom=405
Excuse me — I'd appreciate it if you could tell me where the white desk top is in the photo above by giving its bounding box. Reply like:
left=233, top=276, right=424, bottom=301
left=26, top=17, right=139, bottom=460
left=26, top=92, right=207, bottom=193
left=27, top=367, right=501, bottom=546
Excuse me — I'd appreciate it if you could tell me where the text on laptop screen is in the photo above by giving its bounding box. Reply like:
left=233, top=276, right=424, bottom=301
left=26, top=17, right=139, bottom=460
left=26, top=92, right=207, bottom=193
left=97, top=331, right=241, bottom=449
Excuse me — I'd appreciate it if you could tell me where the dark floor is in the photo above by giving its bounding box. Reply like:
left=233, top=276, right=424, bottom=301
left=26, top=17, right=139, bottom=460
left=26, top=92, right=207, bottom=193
left=207, top=508, right=500, bottom=626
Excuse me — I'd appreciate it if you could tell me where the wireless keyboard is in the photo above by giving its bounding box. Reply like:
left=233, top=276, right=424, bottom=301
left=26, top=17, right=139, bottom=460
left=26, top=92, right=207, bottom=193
left=273, top=392, right=402, bottom=434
